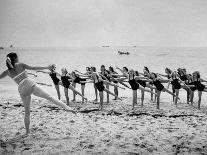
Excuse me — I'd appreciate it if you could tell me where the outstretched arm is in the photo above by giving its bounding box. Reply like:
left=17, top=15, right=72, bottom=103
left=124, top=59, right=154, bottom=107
left=200, top=78, right=207, bottom=83
left=36, top=70, right=50, bottom=74
left=0, top=70, right=8, bottom=79
left=23, top=63, right=50, bottom=71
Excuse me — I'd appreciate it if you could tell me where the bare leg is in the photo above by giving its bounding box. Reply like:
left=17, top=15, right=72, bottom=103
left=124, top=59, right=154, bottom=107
left=32, top=85, right=74, bottom=112
left=99, top=91, right=104, bottom=110
left=141, top=90, right=144, bottom=106
left=150, top=87, right=153, bottom=101
left=94, top=83, right=98, bottom=101
left=106, top=84, right=109, bottom=103
left=132, top=90, right=137, bottom=109
left=174, top=89, right=179, bottom=106
left=139, top=86, right=157, bottom=95
left=64, top=88, right=69, bottom=105
left=55, top=85, right=61, bottom=100
left=172, top=85, right=175, bottom=101
left=81, top=85, right=85, bottom=103
left=104, top=88, right=122, bottom=100
left=72, top=83, right=76, bottom=101
left=69, top=85, right=87, bottom=101
left=163, top=88, right=180, bottom=100
left=156, top=91, right=161, bottom=109
left=114, top=86, right=118, bottom=100
left=198, top=91, right=202, bottom=110
left=20, top=95, right=31, bottom=135
left=190, top=91, right=194, bottom=105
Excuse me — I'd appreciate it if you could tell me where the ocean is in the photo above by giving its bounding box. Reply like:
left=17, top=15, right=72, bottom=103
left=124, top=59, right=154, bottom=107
left=1, top=46, right=207, bottom=102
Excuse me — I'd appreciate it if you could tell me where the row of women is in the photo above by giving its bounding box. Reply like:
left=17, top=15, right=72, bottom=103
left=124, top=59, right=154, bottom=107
left=1, top=52, right=207, bottom=135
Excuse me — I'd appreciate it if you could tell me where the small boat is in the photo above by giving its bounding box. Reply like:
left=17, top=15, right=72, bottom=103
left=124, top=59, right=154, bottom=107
left=118, top=51, right=130, bottom=55
left=0, top=47, right=4, bottom=50
left=102, top=46, right=110, bottom=47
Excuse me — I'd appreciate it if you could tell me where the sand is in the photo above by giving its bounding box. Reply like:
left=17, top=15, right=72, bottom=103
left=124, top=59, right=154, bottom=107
left=1, top=94, right=207, bottom=155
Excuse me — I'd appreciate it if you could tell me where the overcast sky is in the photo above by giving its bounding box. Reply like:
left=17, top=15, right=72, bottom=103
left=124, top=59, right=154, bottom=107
left=0, top=0, right=207, bottom=47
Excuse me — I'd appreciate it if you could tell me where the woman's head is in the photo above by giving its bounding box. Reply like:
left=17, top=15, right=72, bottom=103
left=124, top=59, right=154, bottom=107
left=123, top=67, right=128, bottom=72
left=129, top=69, right=135, bottom=76
left=150, top=72, right=157, bottom=79
left=171, top=71, right=178, bottom=79
left=6, top=52, right=18, bottom=70
left=187, top=74, right=193, bottom=81
left=192, top=71, right=200, bottom=80
left=165, top=68, right=172, bottom=74
left=143, top=66, right=150, bottom=73
left=61, top=68, right=68, bottom=75
left=91, top=67, right=96, bottom=72
left=71, top=71, right=76, bottom=77
left=101, top=65, right=105, bottom=72
left=135, top=71, right=139, bottom=76
left=49, top=64, right=56, bottom=72
left=109, top=66, right=115, bottom=72
left=86, top=67, right=90, bottom=72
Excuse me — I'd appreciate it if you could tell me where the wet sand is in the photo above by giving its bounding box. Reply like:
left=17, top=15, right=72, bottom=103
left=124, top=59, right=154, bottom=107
left=1, top=95, right=207, bottom=155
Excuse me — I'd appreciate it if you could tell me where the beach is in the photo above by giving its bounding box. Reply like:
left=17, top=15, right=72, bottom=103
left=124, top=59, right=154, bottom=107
left=1, top=47, right=207, bottom=154
left=1, top=93, right=207, bottom=154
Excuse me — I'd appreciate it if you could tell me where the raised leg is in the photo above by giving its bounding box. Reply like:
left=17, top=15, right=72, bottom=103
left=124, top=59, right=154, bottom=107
left=32, top=85, right=73, bottom=112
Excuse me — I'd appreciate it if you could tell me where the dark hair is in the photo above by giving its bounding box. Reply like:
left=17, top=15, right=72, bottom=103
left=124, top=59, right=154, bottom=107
left=165, top=68, right=172, bottom=74
left=6, top=52, right=17, bottom=70
left=101, top=65, right=105, bottom=68
left=151, top=72, right=157, bottom=78
left=91, top=67, right=96, bottom=72
left=144, top=66, right=150, bottom=73
left=135, top=71, right=139, bottom=76
left=123, top=67, right=128, bottom=72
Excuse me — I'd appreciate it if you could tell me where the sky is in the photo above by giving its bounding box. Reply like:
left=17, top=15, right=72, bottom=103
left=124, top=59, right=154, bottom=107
left=0, top=0, right=207, bottom=47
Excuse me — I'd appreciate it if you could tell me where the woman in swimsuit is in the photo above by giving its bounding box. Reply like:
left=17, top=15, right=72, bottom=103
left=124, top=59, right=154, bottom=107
left=36, top=65, right=62, bottom=99
left=134, top=71, right=156, bottom=106
left=61, top=68, right=87, bottom=105
left=90, top=67, right=98, bottom=101
left=191, top=71, right=207, bottom=109
left=100, top=65, right=111, bottom=103
left=146, top=73, right=180, bottom=109
left=168, top=71, right=192, bottom=106
left=109, top=66, right=119, bottom=100
left=126, top=70, right=157, bottom=109
left=186, top=74, right=196, bottom=104
left=142, top=66, right=155, bottom=101
left=0, top=53, right=74, bottom=135
left=85, top=72, right=124, bottom=110
left=71, top=71, right=90, bottom=103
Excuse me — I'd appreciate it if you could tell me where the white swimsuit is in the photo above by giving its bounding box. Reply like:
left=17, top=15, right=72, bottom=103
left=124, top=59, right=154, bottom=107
left=13, top=71, right=36, bottom=96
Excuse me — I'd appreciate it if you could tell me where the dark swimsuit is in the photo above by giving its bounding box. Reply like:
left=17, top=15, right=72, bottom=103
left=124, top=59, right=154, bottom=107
left=101, top=71, right=111, bottom=82
left=192, top=81, right=205, bottom=91
left=136, top=79, right=146, bottom=88
left=74, top=76, right=86, bottom=86
left=61, top=76, right=71, bottom=88
left=95, top=78, right=105, bottom=91
left=180, top=75, right=187, bottom=81
left=171, top=79, right=181, bottom=89
left=112, top=74, right=118, bottom=84
left=153, top=79, right=164, bottom=91
left=128, top=75, right=139, bottom=90
left=186, top=81, right=196, bottom=91
left=50, top=72, right=60, bottom=85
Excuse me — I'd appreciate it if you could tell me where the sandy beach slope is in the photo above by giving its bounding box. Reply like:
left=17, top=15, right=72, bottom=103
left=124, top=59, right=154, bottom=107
left=1, top=95, right=207, bottom=155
